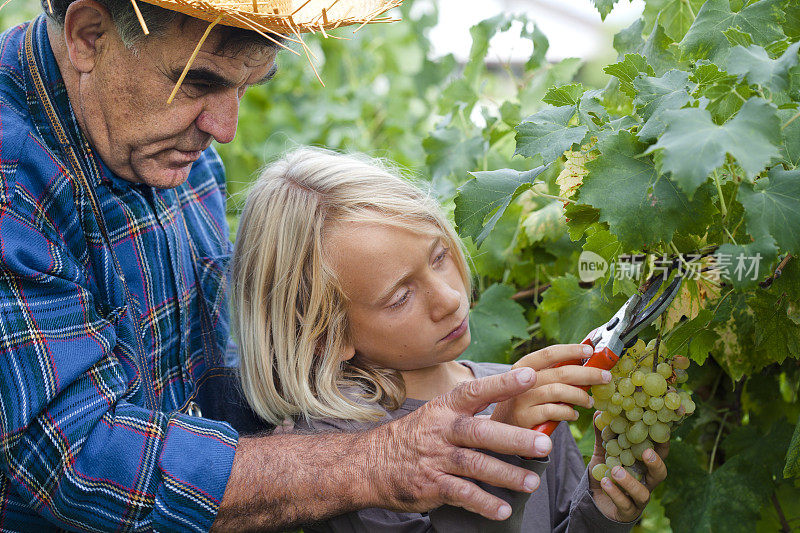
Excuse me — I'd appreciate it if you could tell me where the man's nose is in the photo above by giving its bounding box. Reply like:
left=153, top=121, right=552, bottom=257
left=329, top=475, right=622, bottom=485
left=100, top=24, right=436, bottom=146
left=429, top=277, right=462, bottom=322
left=195, top=90, right=240, bottom=144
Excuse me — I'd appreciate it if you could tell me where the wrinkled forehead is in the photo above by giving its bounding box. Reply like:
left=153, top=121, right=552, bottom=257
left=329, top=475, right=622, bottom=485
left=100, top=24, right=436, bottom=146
left=149, top=13, right=280, bottom=61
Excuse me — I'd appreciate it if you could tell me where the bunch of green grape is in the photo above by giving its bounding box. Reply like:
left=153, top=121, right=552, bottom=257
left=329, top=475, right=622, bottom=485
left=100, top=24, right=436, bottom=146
left=589, top=339, right=695, bottom=481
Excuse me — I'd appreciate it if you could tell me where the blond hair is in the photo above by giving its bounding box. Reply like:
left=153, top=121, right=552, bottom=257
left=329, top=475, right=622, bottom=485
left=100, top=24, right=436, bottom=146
left=231, top=147, right=471, bottom=425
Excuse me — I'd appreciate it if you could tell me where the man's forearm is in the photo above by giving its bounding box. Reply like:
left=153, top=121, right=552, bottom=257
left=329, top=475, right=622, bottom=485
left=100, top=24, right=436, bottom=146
left=212, top=430, right=379, bottom=532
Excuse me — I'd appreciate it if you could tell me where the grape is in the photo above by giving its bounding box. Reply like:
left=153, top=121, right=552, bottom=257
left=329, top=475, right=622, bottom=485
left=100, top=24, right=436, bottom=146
left=595, top=411, right=612, bottom=430
left=618, top=358, right=635, bottom=374
left=620, top=449, right=635, bottom=466
left=611, top=392, right=623, bottom=405
left=605, top=439, right=621, bottom=456
left=592, top=383, right=615, bottom=400
left=642, top=409, right=658, bottom=425
left=673, top=356, right=690, bottom=370
left=664, top=392, right=681, bottom=410
left=640, top=355, right=654, bottom=369
left=595, top=398, right=610, bottom=411
left=631, top=439, right=654, bottom=461
left=684, top=399, right=696, bottom=415
left=648, top=396, right=664, bottom=411
left=625, top=466, right=644, bottom=481
left=617, top=433, right=631, bottom=449
left=592, top=463, right=610, bottom=481
left=625, top=406, right=644, bottom=421
left=657, top=362, right=672, bottom=378
left=608, top=402, right=623, bottom=415
left=618, top=378, right=635, bottom=397
left=643, top=373, right=668, bottom=396
left=626, top=421, right=648, bottom=444
left=675, top=368, right=689, bottom=383
left=601, top=426, right=615, bottom=442
left=634, top=390, right=649, bottom=408
left=657, top=407, right=673, bottom=423
left=631, top=370, right=645, bottom=387
left=606, top=456, right=622, bottom=469
left=621, top=396, right=636, bottom=411
left=649, top=422, right=671, bottom=443
left=610, top=416, right=629, bottom=434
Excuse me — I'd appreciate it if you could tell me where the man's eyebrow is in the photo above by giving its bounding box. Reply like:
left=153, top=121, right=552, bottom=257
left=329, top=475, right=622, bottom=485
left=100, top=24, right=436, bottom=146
left=172, top=67, right=236, bottom=88
left=171, top=62, right=278, bottom=88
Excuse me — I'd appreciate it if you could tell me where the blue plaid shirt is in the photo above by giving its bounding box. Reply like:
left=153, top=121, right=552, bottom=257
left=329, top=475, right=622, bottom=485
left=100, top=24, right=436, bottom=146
left=0, top=16, right=239, bottom=531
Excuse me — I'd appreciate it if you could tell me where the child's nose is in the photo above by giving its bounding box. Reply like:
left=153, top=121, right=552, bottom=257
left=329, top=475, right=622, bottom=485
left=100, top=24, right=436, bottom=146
left=429, top=278, right=462, bottom=322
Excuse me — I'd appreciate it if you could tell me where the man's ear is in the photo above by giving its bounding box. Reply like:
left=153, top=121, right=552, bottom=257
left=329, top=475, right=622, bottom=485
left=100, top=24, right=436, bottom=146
left=62, top=0, right=114, bottom=73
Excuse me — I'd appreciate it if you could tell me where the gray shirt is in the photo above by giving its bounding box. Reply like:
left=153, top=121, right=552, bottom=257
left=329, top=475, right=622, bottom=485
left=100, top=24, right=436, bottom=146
left=298, top=361, right=635, bottom=533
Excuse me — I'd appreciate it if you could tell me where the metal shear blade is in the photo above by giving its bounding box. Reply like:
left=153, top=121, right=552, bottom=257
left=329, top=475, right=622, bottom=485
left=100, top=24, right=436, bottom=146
left=619, top=275, right=683, bottom=343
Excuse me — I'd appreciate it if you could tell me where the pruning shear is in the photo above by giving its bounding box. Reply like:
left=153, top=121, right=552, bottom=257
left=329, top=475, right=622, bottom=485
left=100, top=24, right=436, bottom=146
left=532, top=271, right=684, bottom=436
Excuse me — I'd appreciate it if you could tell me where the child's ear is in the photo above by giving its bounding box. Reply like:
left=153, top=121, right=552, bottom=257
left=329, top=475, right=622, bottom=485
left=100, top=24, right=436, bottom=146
left=341, top=343, right=356, bottom=362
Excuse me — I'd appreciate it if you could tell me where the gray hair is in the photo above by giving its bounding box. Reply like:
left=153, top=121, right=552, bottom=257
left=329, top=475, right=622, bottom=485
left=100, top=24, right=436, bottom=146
left=43, top=0, right=282, bottom=51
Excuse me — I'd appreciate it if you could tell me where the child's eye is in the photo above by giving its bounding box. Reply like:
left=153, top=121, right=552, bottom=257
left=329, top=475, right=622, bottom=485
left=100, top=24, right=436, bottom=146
left=434, top=247, right=450, bottom=265
left=389, top=290, right=411, bottom=309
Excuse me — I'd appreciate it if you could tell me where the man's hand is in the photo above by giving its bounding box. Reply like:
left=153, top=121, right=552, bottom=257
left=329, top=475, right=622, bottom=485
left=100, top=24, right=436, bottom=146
left=490, top=344, right=612, bottom=429
left=367, top=367, right=551, bottom=521
left=588, top=412, right=669, bottom=522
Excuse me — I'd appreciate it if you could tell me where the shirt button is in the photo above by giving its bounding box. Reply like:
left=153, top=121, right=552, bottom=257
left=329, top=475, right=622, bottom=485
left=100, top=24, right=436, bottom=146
left=186, top=401, right=203, bottom=418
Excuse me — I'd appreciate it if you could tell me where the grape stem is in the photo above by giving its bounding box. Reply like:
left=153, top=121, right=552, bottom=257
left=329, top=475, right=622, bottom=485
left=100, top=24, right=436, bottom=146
left=708, top=411, right=729, bottom=474
left=652, top=314, right=666, bottom=372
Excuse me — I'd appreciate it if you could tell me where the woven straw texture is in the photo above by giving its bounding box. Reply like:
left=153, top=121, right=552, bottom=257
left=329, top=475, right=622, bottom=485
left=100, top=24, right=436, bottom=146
left=137, top=0, right=402, bottom=35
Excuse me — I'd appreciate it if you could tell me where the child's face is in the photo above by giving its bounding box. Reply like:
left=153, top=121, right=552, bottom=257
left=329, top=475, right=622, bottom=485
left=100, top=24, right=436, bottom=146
left=325, top=221, right=470, bottom=371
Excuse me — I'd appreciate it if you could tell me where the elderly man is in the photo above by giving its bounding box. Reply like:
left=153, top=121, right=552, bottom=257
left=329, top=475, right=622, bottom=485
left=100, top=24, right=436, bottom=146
left=0, top=0, right=590, bottom=530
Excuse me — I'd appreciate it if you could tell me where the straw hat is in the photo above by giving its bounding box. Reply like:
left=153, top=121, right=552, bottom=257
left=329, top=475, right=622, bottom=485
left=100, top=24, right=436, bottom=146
left=123, top=0, right=404, bottom=101
left=135, top=0, right=403, bottom=36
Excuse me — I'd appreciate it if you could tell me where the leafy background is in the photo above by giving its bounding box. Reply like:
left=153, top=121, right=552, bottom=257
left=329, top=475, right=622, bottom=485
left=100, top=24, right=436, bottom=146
left=3, top=0, right=799, bottom=530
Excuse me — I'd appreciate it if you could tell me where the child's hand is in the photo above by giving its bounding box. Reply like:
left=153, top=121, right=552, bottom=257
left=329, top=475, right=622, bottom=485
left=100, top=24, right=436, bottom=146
left=490, top=344, right=612, bottom=429
left=588, top=412, right=669, bottom=522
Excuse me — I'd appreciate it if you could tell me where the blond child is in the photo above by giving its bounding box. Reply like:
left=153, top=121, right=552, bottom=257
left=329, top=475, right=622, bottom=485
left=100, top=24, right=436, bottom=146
left=231, top=147, right=668, bottom=532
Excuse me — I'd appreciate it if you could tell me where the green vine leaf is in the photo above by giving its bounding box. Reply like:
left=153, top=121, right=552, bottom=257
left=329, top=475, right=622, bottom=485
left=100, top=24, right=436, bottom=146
left=726, top=41, right=800, bottom=93
left=515, top=107, right=588, bottom=163
left=645, top=98, right=782, bottom=196
left=542, top=83, right=585, bottom=107
left=591, top=0, right=620, bottom=21
left=578, top=131, right=713, bottom=249
left=690, top=62, right=755, bottom=123
left=658, top=0, right=706, bottom=42
left=679, top=0, right=786, bottom=61
left=537, top=274, right=626, bottom=344
left=786, top=420, right=800, bottom=478
left=738, top=167, right=800, bottom=256
left=423, top=125, right=486, bottom=185
left=460, top=284, right=529, bottom=364
left=723, top=27, right=755, bottom=47
left=748, top=289, right=800, bottom=365
left=454, top=166, right=549, bottom=247
left=662, top=426, right=791, bottom=533
left=603, top=53, right=656, bottom=98
left=613, top=18, right=645, bottom=56
left=634, top=69, right=693, bottom=142
left=640, top=19, right=681, bottom=76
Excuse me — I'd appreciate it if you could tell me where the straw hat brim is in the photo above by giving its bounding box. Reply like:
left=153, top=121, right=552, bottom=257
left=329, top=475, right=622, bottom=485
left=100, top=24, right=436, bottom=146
left=137, top=0, right=402, bottom=35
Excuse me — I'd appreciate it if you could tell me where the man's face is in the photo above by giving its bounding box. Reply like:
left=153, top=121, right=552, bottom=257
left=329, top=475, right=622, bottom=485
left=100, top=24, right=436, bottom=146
left=74, top=16, right=277, bottom=188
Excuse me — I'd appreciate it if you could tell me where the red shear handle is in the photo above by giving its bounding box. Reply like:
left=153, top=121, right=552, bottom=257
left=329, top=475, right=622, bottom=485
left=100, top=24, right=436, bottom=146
left=531, top=347, right=621, bottom=437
